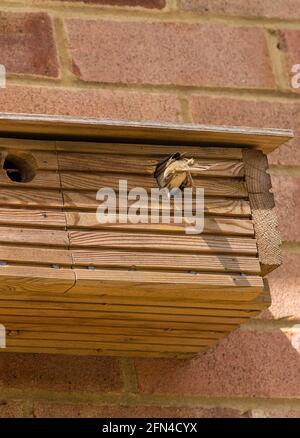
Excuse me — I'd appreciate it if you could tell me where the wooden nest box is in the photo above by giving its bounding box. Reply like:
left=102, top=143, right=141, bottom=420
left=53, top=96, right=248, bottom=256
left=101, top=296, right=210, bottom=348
left=0, top=113, right=292, bottom=358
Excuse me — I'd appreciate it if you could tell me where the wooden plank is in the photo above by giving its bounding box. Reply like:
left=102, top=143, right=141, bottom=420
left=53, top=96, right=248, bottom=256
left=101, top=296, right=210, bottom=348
left=57, top=141, right=244, bottom=159
left=243, top=149, right=282, bottom=276
left=0, top=114, right=292, bottom=153
left=0, top=245, right=72, bottom=266
left=0, top=150, right=58, bottom=170
left=0, top=170, right=60, bottom=189
left=71, top=249, right=260, bottom=274
left=68, top=231, right=258, bottom=255
left=0, top=345, right=196, bottom=359
left=0, top=137, right=56, bottom=151
left=4, top=337, right=202, bottom=353
left=66, top=213, right=254, bottom=236
left=63, top=191, right=252, bottom=217
left=5, top=322, right=228, bottom=340
left=0, top=188, right=63, bottom=209
left=6, top=329, right=216, bottom=347
left=0, top=265, right=75, bottom=294
left=0, top=306, right=253, bottom=324
left=0, top=299, right=262, bottom=318
left=60, top=172, right=247, bottom=197
left=0, top=314, right=238, bottom=332
left=71, top=268, right=263, bottom=301
left=0, top=228, right=69, bottom=247
left=0, top=288, right=271, bottom=311
left=58, top=153, right=244, bottom=178
left=0, top=209, right=66, bottom=228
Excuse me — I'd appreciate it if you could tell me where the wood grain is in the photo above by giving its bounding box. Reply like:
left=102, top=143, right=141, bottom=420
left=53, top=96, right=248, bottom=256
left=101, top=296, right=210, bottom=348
left=68, top=230, right=258, bottom=255
left=0, top=113, right=292, bottom=153
left=65, top=212, right=254, bottom=236
left=60, top=172, right=247, bottom=197
left=71, top=249, right=260, bottom=273
left=243, top=149, right=282, bottom=276
left=63, top=191, right=252, bottom=217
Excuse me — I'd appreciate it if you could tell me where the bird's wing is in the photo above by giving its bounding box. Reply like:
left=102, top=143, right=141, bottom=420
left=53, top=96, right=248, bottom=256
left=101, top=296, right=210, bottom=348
left=154, top=152, right=181, bottom=178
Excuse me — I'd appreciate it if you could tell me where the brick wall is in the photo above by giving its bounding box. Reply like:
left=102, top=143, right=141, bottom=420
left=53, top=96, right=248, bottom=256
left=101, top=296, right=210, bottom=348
left=0, top=0, right=299, bottom=418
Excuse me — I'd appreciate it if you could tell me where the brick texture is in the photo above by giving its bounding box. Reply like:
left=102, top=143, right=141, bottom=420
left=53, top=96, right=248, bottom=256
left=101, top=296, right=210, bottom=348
left=0, top=353, right=122, bottom=393
left=0, top=12, right=58, bottom=77
left=189, top=95, right=300, bottom=165
left=271, top=176, right=300, bottom=242
left=56, top=0, right=166, bottom=7
left=65, top=20, right=275, bottom=89
left=279, top=30, right=300, bottom=94
left=33, top=403, right=244, bottom=418
left=260, top=251, right=300, bottom=320
left=0, top=86, right=180, bottom=121
left=135, top=328, right=300, bottom=398
left=182, top=0, right=300, bottom=19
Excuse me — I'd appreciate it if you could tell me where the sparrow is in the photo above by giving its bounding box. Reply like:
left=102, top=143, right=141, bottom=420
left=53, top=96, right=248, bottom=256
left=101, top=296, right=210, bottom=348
left=154, top=152, right=211, bottom=191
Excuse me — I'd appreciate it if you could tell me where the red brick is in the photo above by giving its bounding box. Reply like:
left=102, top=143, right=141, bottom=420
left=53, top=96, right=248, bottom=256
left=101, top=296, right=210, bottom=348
left=251, top=408, right=300, bottom=418
left=135, top=328, right=300, bottom=398
left=189, top=95, right=300, bottom=165
left=33, top=403, right=243, bottom=418
left=0, top=85, right=180, bottom=122
left=0, top=12, right=58, bottom=78
left=279, top=30, right=300, bottom=94
left=260, top=251, right=300, bottom=320
left=65, top=20, right=275, bottom=89
left=271, top=175, right=300, bottom=241
left=182, top=0, right=300, bottom=19
left=57, top=0, right=165, bottom=7
left=0, top=353, right=122, bottom=393
left=0, top=400, right=26, bottom=418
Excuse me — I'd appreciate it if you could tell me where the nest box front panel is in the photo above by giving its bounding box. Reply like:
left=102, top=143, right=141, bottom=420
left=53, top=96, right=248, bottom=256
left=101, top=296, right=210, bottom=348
left=0, top=135, right=278, bottom=358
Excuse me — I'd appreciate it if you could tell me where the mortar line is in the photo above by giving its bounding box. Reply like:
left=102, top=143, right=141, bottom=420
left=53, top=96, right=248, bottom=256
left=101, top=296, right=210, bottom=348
left=5, top=76, right=300, bottom=103
left=2, top=1, right=300, bottom=28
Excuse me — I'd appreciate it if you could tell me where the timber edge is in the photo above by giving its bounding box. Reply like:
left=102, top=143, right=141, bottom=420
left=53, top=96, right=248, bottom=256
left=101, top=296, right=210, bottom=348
left=0, top=113, right=293, bottom=154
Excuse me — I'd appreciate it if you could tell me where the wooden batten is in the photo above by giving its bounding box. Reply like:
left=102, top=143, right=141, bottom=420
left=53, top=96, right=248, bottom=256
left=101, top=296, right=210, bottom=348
left=0, top=113, right=291, bottom=358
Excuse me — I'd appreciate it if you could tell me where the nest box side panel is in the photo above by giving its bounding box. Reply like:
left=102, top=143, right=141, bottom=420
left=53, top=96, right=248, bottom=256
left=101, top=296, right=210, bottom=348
left=242, top=149, right=282, bottom=276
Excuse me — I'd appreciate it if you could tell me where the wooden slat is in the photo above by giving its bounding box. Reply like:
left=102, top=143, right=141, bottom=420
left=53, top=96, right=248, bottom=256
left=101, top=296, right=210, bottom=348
left=0, top=314, right=237, bottom=332
left=0, top=288, right=271, bottom=311
left=0, top=245, right=72, bottom=266
left=57, top=141, right=244, bottom=158
left=63, top=191, right=252, bottom=216
left=1, top=343, right=198, bottom=358
left=71, top=249, right=260, bottom=274
left=0, top=209, right=66, bottom=228
left=0, top=114, right=292, bottom=153
left=71, top=268, right=263, bottom=301
left=0, top=228, right=68, bottom=247
left=58, top=153, right=244, bottom=177
left=4, top=337, right=201, bottom=353
left=0, top=265, right=75, bottom=294
left=68, top=230, right=258, bottom=255
left=0, top=308, right=255, bottom=326
left=0, top=299, right=261, bottom=318
left=0, top=150, right=58, bottom=170
left=6, top=329, right=216, bottom=347
left=0, top=137, right=56, bottom=151
left=60, top=172, right=247, bottom=197
left=5, top=322, right=227, bottom=340
left=0, top=170, right=60, bottom=189
left=65, top=213, right=254, bottom=236
left=0, top=188, right=63, bottom=209
left=243, top=149, right=282, bottom=276
left=0, top=137, right=243, bottom=158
